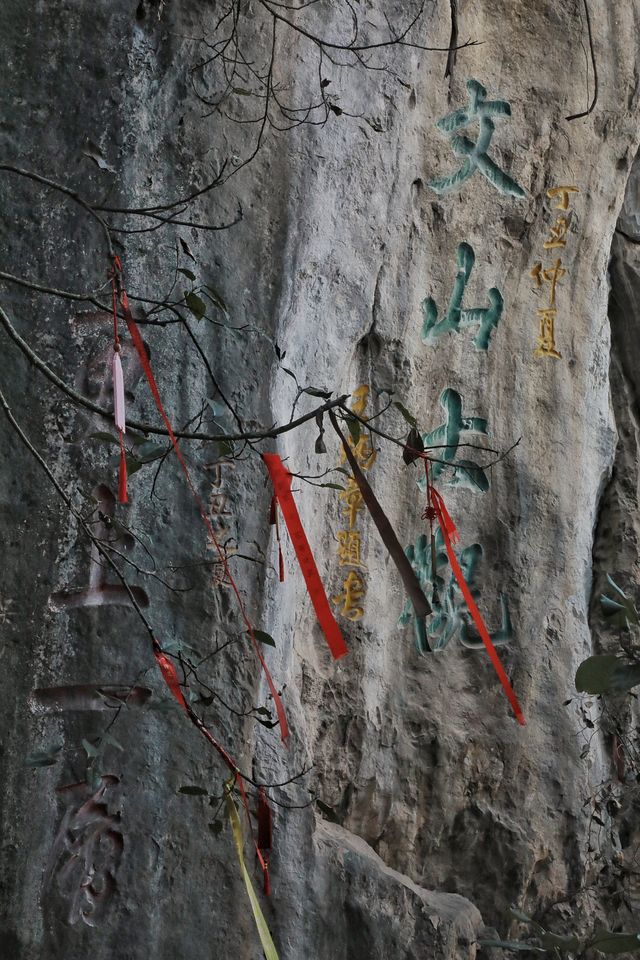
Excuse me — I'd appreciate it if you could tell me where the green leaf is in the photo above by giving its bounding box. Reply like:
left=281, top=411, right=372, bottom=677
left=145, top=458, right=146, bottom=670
left=101, top=733, right=124, bottom=752
left=89, top=432, right=119, bottom=446
left=125, top=455, right=143, bottom=476
left=232, top=87, right=252, bottom=96
left=317, top=482, right=345, bottom=491
left=162, top=637, right=200, bottom=657
left=452, top=459, right=489, bottom=492
left=575, top=655, right=640, bottom=695
left=87, top=765, right=103, bottom=792
left=179, top=785, right=209, bottom=796
left=216, top=440, right=235, bottom=458
left=204, top=285, right=228, bottom=315
left=178, top=268, right=196, bottom=281
left=249, top=630, right=276, bottom=647
left=208, top=820, right=224, bottom=836
left=207, top=398, right=227, bottom=419
left=25, top=744, right=63, bottom=767
left=185, top=291, right=207, bottom=321
left=95, top=689, right=127, bottom=709
left=345, top=415, right=361, bottom=446
left=540, top=932, right=581, bottom=951
left=507, top=908, right=545, bottom=932
left=394, top=401, right=417, bottom=429
left=600, top=579, right=638, bottom=627
left=134, top=441, right=166, bottom=462
left=477, top=939, right=546, bottom=953
left=592, top=931, right=640, bottom=954
left=82, top=738, right=100, bottom=759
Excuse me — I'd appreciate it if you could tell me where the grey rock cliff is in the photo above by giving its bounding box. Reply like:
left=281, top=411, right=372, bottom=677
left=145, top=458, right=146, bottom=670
left=2, top=1, right=640, bottom=958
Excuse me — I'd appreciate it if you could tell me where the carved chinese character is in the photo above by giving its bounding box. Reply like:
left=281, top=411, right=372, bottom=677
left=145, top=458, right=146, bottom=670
left=543, top=216, right=570, bottom=250
left=332, top=570, right=366, bottom=621
left=211, top=559, right=233, bottom=589
left=49, top=486, right=148, bottom=611
left=547, top=185, right=579, bottom=211
left=427, top=79, right=525, bottom=198
left=419, top=389, right=489, bottom=492
left=534, top=307, right=562, bottom=360
left=399, top=530, right=512, bottom=653
left=336, top=530, right=366, bottom=569
left=421, top=242, right=503, bottom=350
left=45, top=775, right=123, bottom=927
left=339, top=433, right=376, bottom=471
left=350, top=385, right=370, bottom=417
left=205, top=458, right=236, bottom=488
left=338, top=477, right=365, bottom=529
left=530, top=258, right=566, bottom=307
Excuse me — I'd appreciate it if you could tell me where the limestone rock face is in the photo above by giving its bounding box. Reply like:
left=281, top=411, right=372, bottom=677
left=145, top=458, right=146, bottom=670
left=2, top=1, right=640, bottom=958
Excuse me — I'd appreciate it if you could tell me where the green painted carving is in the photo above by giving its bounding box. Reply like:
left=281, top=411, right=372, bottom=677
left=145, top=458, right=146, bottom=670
left=399, top=528, right=512, bottom=654
left=427, top=79, right=525, bottom=199
left=418, top=388, right=489, bottom=492
left=422, top=242, right=503, bottom=350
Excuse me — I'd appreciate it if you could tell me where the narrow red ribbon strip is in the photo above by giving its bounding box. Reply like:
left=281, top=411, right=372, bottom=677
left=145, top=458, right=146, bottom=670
left=262, top=453, right=348, bottom=660
left=117, top=431, right=128, bottom=504
left=151, top=640, right=272, bottom=894
left=427, top=478, right=525, bottom=726
left=154, top=649, right=188, bottom=711
left=257, top=787, right=273, bottom=896
left=236, top=772, right=271, bottom=895
left=116, top=280, right=288, bottom=744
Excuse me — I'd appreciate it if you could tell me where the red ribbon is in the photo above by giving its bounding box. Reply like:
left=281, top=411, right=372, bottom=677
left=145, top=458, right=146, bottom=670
left=236, top=773, right=271, bottom=895
left=152, top=640, right=272, bottom=894
left=426, top=469, right=525, bottom=726
left=154, top=650, right=188, bottom=711
left=118, top=433, right=128, bottom=505
left=262, top=453, right=348, bottom=660
left=257, top=787, right=273, bottom=895
left=115, top=272, right=288, bottom=744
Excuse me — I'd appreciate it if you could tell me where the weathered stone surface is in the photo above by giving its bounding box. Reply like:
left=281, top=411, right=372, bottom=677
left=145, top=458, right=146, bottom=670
left=3, top=0, right=640, bottom=958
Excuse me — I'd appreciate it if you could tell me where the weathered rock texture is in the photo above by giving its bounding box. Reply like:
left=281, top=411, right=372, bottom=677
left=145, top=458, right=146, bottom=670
left=2, top=1, right=640, bottom=958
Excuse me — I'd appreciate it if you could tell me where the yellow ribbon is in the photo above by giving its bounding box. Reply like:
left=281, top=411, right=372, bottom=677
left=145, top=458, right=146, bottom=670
left=224, top=781, right=279, bottom=960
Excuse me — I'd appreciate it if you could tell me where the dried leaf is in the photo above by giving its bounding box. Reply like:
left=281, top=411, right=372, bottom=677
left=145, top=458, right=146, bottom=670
left=179, top=237, right=196, bottom=262
left=403, top=428, right=424, bottom=465
left=249, top=629, right=276, bottom=647
left=82, top=140, right=115, bottom=173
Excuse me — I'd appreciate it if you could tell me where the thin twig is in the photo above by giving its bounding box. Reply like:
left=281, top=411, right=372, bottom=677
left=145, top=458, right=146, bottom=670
left=0, top=299, right=348, bottom=442
left=565, top=0, right=598, bottom=121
